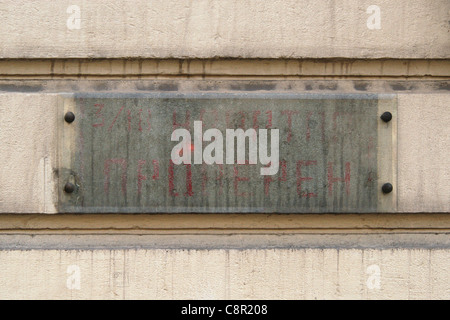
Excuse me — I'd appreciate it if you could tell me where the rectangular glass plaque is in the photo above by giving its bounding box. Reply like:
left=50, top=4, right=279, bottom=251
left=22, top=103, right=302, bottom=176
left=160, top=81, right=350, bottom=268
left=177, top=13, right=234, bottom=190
left=58, top=92, right=396, bottom=213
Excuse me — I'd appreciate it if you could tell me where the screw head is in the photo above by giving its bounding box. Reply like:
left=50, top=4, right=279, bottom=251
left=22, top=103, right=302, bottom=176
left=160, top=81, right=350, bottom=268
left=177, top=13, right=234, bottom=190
left=382, top=183, right=393, bottom=194
left=380, top=112, right=392, bottom=123
left=64, top=112, right=75, bottom=123
left=64, top=182, right=75, bottom=194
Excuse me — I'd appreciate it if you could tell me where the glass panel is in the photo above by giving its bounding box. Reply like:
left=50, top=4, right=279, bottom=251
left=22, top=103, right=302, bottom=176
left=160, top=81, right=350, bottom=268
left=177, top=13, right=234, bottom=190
left=57, top=92, right=396, bottom=213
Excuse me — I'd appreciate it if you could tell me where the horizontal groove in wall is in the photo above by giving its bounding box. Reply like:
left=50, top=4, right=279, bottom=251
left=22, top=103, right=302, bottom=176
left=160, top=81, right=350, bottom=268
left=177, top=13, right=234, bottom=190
left=0, top=229, right=449, bottom=236
left=2, top=75, right=449, bottom=81
left=0, top=59, right=449, bottom=79
left=0, top=79, right=448, bottom=94
left=1, top=233, right=449, bottom=250
left=0, top=214, right=449, bottom=235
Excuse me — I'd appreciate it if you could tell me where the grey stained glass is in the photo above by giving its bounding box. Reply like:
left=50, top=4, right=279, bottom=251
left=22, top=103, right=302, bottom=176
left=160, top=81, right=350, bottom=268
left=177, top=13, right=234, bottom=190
left=57, top=93, right=396, bottom=213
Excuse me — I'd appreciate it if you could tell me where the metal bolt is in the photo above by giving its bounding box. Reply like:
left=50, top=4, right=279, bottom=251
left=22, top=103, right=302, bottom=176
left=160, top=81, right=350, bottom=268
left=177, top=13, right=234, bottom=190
left=380, top=112, right=392, bottom=123
left=64, top=112, right=75, bottom=123
left=382, top=183, right=393, bottom=194
left=64, top=182, right=75, bottom=194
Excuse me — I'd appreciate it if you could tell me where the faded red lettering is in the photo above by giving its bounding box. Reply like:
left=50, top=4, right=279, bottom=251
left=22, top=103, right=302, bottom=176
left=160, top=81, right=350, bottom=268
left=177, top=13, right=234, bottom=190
left=173, top=110, right=190, bottom=130
left=201, top=163, right=225, bottom=196
left=138, top=109, right=152, bottom=132
left=238, top=111, right=246, bottom=129
left=168, top=160, right=178, bottom=197
left=127, top=110, right=132, bottom=132
left=265, top=110, right=272, bottom=129
left=184, top=164, right=193, bottom=196
left=137, top=159, right=159, bottom=194
left=234, top=162, right=251, bottom=197
left=137, top=160, right=147, bottom=195
left=281, top=110, right=299, bottom=142
left=296, top=161, right=317, bottom=197
left=264, top=161, right=287, bottom=196
left=252, top=110, right=272, bottom=141
left=253, top=111, right=261, bottom=130
left=225, top=111, right=246, bottom=129
left=168, top=160, right=193, bottom=197
left=108, top=105, right=125, bottom=131
left=93, top=104, right=105, bottom=127
left=152, top=160, right=159, bottom=180
left=327, top=162, right=351, bottom=196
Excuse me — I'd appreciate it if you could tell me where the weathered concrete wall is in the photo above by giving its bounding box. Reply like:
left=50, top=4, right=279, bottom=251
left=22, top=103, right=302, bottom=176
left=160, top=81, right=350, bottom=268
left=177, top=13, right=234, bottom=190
left=0, top=248, right=448, bottom=299
left=0, top=0, right=449, bottom=59
left=0, top=0, right=449, bottom=301
left=398, top=94, right=450, bottom=213
left=0, top=94, right=58, bottom=213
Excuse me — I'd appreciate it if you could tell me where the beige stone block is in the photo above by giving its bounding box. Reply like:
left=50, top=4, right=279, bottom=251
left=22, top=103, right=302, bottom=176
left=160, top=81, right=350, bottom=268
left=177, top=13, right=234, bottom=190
left=430, top=249, right=450, bottom=298
left=0, top=61, right=52, bottom=75
left=408, top=249, right=432, bottom=299
left=0, top=94, right=57, bottom=213
left=0, top=0, right=448, bottom=59
left=429, top=61, right=450, bottom=77
left=397, top=94, right=450, bottom=212
left=0, top=248, right=448, bottom=299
